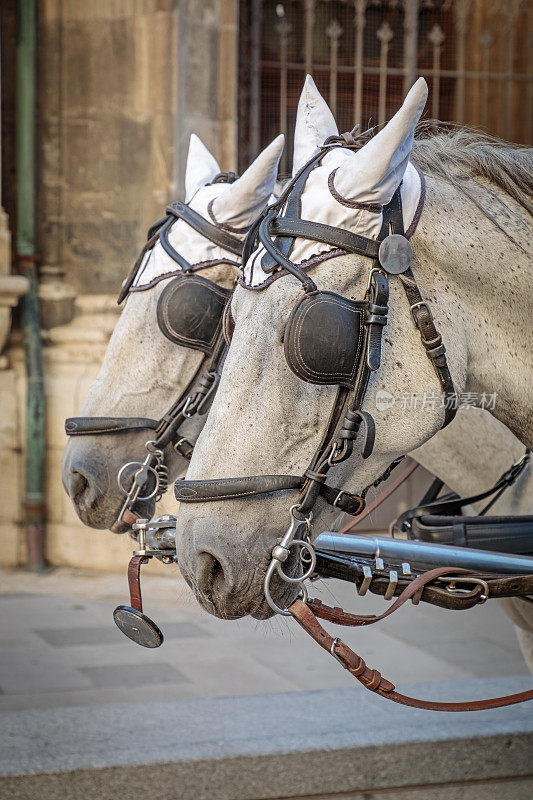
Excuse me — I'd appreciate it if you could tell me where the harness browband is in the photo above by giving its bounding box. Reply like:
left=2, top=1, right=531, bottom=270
left=119, top=174, right=244, bottom=305
left=65, top=172, right=243, bottom=519
left=175, top=135, right=457, bottom=520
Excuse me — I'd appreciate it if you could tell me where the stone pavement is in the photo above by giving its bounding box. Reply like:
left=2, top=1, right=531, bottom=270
left=0, top=563, right=529, bottom=713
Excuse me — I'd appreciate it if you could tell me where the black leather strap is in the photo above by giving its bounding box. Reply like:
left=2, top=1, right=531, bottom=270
left=175, top=475, right=303, bottom=502
left=270, top=218, right=381, bottom=259
left=395, top=451, right=532, bottom=533
left=382, top=190, right=457, bottom=427
left=167, top=202, right=244, bottom=257
left=65, top=417, right=159, bottom=435
left=259, top=209, right=317, bottom=293
left=174, top=472, right=366, bottom=517
left=159, top=216, right=193, bottom=270
left=261, top=150, right=326, bottom=274
left=365, top=271, right=389, bottom=371
left=118, top=230, right=162, bottom=304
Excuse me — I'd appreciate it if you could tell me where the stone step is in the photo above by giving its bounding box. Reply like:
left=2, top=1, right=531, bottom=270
left=1, top=677, right=532, bottom=800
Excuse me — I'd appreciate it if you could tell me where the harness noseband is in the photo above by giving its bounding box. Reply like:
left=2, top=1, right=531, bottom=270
left=65, top=173, right=243, bottom=524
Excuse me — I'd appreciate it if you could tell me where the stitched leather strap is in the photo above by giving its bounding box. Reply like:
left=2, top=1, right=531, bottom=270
left=365, top=271, right=389, bottom=371
left=270, top=218, right=381, bottom=259
left=175, top=475, right=303, bottom=502
left=174, top=473, right=366, bottom=516
left=65, top=417, right=159, bottom=435
left=128, top=555, right=149, bottom=612
left=381, top=189, right=457, bottom=427
left=167, top=202, right=244, bottom=257
left=290, top=596, right=533, bottom=711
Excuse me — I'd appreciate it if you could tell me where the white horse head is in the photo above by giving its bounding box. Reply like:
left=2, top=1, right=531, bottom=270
left=62, top=133, right=284, bottom=531
left=174, top=76, right=532, bottom=619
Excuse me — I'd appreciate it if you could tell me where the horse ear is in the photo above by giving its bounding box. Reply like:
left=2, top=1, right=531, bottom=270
left=334, top=78, right=428, bottom=206
left=184, top=134, right=221, bottom=202
left=211, top=135, right=285, bottom=227
left=293, top=75, right=338, bottom=177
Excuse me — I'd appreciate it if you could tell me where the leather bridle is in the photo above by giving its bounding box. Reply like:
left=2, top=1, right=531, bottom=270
left=174, top=134, right=457, bottom=608
left=166, top=139, right=533, bottom=712
left=65, top=173, right=243, bottom=525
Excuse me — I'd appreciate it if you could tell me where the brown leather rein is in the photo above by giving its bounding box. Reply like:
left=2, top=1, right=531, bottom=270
left=289, top=574, right=533, bottom=711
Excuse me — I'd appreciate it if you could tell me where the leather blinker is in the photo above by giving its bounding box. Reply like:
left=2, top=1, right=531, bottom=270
left=157, top=273, right=232, bottom=354
left=284, top=291, right=366, bottom=388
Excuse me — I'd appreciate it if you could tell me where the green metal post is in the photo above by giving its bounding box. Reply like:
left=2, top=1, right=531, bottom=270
left=16, top=0, right=46, bottom=570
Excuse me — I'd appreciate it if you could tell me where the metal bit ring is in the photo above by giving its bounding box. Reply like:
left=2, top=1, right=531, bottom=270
left=275, top=539, right=316, bottom=583
left=117, top=461, right=161, bottom=501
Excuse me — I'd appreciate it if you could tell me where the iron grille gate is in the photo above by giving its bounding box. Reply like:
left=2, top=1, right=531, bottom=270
left=238, top=0, right=532, bottom=175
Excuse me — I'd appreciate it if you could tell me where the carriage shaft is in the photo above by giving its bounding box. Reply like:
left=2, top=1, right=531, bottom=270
left=314, top=533, right=533, bottom=575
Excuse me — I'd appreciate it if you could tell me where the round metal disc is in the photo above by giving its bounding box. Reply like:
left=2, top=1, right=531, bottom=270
left=378, top=234, right=413, bottom=274
left=113, top=605, right=164, bottom=648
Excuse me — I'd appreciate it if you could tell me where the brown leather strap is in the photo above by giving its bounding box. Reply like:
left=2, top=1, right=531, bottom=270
left=290, top=597, right=533, bottom=711
left=128, top=555, right=149, bottom=612
left=308, top=567, right=474, bottom=625
left=313, top=554, right=487, bottom=610
left=340, top=461, right=419, bottom=533
left=399, top=267, right=456, bottom=427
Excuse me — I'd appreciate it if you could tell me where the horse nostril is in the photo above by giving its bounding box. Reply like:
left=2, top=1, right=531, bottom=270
left=70, top=469, right=90, bottom=504
left=197, top=552, right=226, bottom=597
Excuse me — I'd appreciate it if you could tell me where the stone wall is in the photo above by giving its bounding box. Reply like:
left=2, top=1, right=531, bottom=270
left=38, top=0, right=238, bottom=298
left=2, top=0, right=239, bottom=571
left=7, top=294, right=179, bottom=572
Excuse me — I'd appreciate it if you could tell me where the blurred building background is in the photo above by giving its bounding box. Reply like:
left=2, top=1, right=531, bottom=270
left=0, top=0, right=531, bottom=571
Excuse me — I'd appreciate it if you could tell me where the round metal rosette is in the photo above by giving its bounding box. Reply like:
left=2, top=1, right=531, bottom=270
left=378, top=234, right=413, bottom=274
left=113, top=605, right=164, bottom=648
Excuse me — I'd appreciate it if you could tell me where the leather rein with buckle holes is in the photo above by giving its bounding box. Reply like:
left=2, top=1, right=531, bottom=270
left=288, top=574, right=533, bottom=711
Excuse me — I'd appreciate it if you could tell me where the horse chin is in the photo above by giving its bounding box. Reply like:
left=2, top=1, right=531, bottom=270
left=192, top=588, right=259, bottom=621
left=250, top=580, right=300, bottom=620
left=250, top=597, right=277, bottom=620
left=109, top=501, right=156, bottom=534
left=72, top=492, right=156, bottom=534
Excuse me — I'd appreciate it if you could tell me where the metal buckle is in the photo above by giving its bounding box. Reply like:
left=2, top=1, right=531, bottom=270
left=366, top=267, right=386, bottom=293
left=332, top=490, right=345, bottom=508
left=410, top=300, right=431, bottom=324
left=327, top=442, right=339, bottom=467
left=438, top=576, right=490, bottom=603
left=181, top=396, right=194, bottom=418
left=330, top=637, right=346, bottom=667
